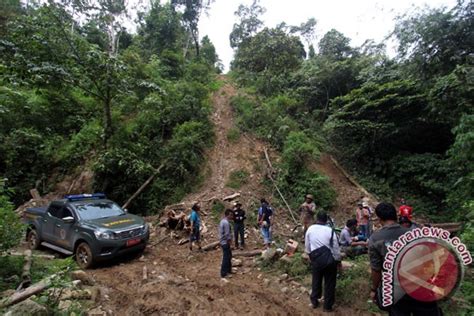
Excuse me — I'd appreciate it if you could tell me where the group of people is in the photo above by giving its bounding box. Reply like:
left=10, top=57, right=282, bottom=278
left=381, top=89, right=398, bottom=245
left=188, top=194, right=430, bottom=314
left=186, top=198, right=274, bottom=279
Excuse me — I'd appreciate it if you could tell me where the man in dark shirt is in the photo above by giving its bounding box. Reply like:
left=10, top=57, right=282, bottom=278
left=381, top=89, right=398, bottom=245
left=233, top=201, right=246, bottom=249
left=369, top=202, right=441, bottom=315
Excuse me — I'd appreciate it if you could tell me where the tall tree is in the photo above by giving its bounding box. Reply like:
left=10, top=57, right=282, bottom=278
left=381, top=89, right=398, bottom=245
left=229, top=0, right=266, bottom=49
left=171, top=0, right=214, bottom=57
left=318, top=29, right=353, bottom=60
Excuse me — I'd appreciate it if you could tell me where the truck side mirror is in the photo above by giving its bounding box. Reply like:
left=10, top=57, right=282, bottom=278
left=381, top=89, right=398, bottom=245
left=62, top=216, right=75, bottom=223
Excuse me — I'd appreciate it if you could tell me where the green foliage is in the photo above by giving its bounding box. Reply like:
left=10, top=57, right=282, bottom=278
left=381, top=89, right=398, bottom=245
left=226, top=169, right=249, bottom=189
left=211, top=200, right=225, bottom=223
left=0, top=255, right=23, bottom=292
left=0, top=188, right=23, bottom=252
left=226, top=127, right=240, bottom=143
left=271, top=253, right=311, bottom=280
left=281, top=131, right=319, bottom=175
left=335, top=257, right=371, bottom=309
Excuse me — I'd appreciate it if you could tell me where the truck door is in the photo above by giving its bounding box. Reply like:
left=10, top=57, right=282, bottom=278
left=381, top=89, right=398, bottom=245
left=42, top=204, right=62, bottom=242
left=53, top=206, right=76, bottom=250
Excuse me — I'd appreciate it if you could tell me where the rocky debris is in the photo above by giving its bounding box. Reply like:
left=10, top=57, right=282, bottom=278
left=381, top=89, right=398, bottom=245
left=263, top=279, right=270, bottom=286
left=87, top=306, right=108, bottom=316
left=70, top=270, right=94, bottom=286
left=341, top=261, right=355, bottom=270
left=280, top=287, right=289, bottom=294
left=284, top=239, right=298, bottom=256
left=59, top=288, right=92, bottom=300
left=58, top=300, right=73, bottom=311
left=279, top=273, right=288, bottom=281
left=72, top=280, right=82, bottom=287
left=261, top=248, right=278, bottom=261
left=231, top=258, right=243, bottom=267
left=279, top=254, right=293, bottom=263
left=4, top=299, right=48, bottom=316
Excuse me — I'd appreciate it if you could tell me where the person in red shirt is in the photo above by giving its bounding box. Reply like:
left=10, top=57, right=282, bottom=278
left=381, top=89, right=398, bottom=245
left=398, top=198, right=413, bottom=220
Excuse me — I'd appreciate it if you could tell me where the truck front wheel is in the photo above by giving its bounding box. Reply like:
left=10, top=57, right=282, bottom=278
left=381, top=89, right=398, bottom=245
left=76, top=242, right=94, bottom=269
left=27, top=229, right=40, bottom=250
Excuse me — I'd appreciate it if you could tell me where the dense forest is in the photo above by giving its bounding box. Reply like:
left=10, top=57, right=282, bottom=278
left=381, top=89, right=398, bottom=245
left=229, top=0, right=473, bottom=227
left=0, top=0, right=221, bottom=216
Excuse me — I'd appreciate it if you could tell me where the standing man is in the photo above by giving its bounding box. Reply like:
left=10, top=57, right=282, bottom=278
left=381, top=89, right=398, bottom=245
left=299, top=194, right=316, bottom=236
left=189, top=202, right=202, bottom=251
left=305, top=211, right=341, bottom=312
left=369, top=202, right=441, bottom=315
left=356, top=202, right=370, bottom=239
left=233, top=201, right=246, bottom=250
left=219, top=209, right=233, bottom=279
left=258, top=198, right=273, bottom=249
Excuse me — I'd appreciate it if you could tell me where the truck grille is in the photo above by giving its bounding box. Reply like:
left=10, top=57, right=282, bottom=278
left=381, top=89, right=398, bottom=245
left=118, top=227, right=142, bottom=239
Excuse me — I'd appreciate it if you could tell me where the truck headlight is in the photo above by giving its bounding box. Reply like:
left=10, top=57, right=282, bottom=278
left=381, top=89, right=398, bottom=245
left=94, top=230, right=117, bottom=240
left=141, top=224, right=149, bottom=234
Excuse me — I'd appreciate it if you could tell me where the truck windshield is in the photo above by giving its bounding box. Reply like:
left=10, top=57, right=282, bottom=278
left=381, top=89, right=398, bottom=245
left=74, top=202, right=125, bottom=220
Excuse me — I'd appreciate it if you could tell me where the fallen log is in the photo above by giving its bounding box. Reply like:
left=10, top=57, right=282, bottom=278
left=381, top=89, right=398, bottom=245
left=233, top=250, right=263, bottom=257
left=202, top=240, right=220, bottom=251
left=1, top=252, right=56, bottom=260
left=17, top=250, right=32, bottom=291
left=122, top=163, right=165, bottom=209
left=431, top=222, right=463, bottom=233
left=223, top=193, right=240, bottom=201
left=178, top=238, right=190, bottom=245
left=1, top=274, right=57, bottom=307
left=142, top=266, right=148, bottom=282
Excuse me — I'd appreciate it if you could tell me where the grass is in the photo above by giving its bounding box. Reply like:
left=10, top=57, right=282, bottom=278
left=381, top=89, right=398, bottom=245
left=211, top=200, right=226, bottom=223
left=226, top=169, right=249, bottom=189
left=226, top=127, right=240, bottom=143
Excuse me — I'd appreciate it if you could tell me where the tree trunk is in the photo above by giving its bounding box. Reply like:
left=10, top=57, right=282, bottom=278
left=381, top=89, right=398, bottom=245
left=1, top=274, right=56, bottom=308
left=103, top=96, right=113, bottom=147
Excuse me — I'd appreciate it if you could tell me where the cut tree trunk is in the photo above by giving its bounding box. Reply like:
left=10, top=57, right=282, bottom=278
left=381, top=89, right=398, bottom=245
left=1, top=274, right=57, bottom=307
left=122, top=163, right=165, bottom=209
left=202, top=241, right=220, bottom=251
left=17, top=250, right=32, bottom=291
left=223, top=193, right=240, bottom=201
left=233, top=250, right=263, bottom=257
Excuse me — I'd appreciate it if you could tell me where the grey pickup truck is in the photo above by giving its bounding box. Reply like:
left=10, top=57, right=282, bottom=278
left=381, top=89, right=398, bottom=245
left=22, top=193, right=149, bottom=268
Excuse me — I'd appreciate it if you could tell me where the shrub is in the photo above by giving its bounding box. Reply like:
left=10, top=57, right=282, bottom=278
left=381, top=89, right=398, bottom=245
left=226, top=169, right=249, bottom=189
left=226, top=127, right=240, bottom=143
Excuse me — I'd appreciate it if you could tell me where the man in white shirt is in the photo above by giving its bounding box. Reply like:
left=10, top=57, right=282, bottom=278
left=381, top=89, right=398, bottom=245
left=305, top=211, right=341, bottom=312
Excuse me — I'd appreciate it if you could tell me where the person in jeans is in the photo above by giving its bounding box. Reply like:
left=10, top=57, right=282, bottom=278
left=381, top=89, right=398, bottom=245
left=219, top=209, right=233, bottom=279
left=258, top=198, right=273, bottom=249
left=305, top=211, right=341, bottom=312
left=356, top=202, right=370, bottom=239
left=189, top=202, right=202, bottom=251
left=232, top=201, right=246, bottom=249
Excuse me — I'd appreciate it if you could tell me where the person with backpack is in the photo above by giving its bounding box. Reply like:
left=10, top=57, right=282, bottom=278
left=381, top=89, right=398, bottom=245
left=305, top=211, right=341, bottom=312
left=258, top=198, right=273, bottom=249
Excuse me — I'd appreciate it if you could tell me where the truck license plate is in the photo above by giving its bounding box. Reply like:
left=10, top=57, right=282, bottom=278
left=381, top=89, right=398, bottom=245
left=126, top=238, right=140, bottom=247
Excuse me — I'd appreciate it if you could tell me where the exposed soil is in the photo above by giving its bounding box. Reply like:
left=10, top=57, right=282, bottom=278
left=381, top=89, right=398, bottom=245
left=83, top=77, right=377, bottom=315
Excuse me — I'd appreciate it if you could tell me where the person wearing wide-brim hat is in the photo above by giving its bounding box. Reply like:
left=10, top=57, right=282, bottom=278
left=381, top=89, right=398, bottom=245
left=232, top=200, right=246, bottom=250
left=300, top=194, right=316, bottom=237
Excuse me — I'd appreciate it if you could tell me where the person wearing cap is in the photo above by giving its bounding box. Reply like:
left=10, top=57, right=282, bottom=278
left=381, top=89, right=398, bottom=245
left=232, top=201, right=246, bottom=249
left=299, top=194, right=316, bottom=237
left=189, top=202, right=202, bottom=251
left=398, top=198, right=413, bottom=221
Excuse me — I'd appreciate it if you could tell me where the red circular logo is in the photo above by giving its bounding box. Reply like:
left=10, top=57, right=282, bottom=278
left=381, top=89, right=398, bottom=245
left=396, top=240, right=461, bottom=302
